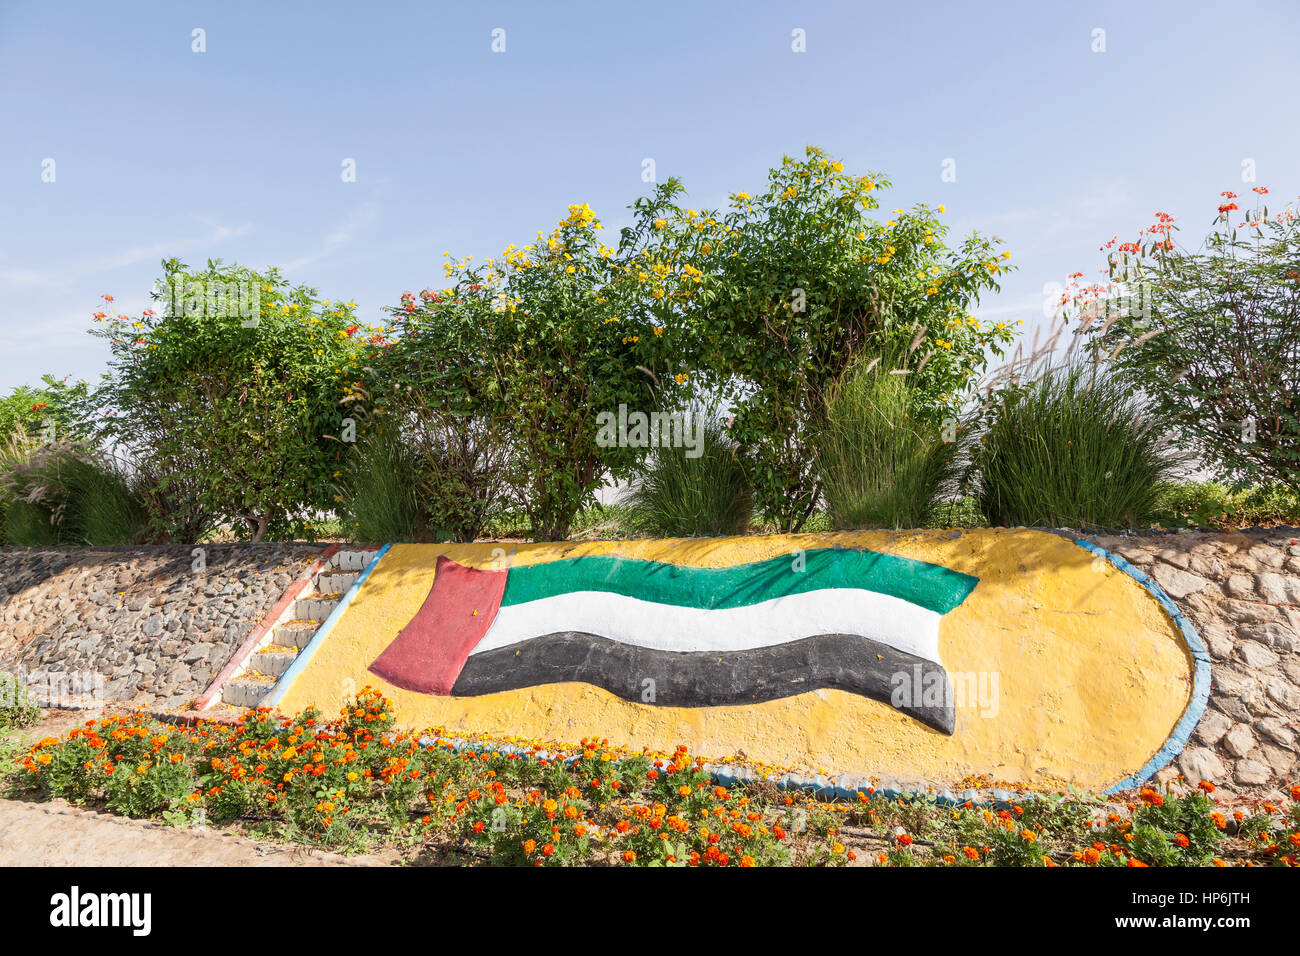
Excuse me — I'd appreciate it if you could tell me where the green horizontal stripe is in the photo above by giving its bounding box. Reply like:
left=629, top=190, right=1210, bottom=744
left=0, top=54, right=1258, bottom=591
left=501, top=548, right=978, bottom=616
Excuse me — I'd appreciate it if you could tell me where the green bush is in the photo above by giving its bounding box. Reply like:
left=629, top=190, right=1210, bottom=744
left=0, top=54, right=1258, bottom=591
left=971, top=360, right=1188, bottom=529
left=337, top=425, right=418, bottom=543
left=625, top=146, right=1017, bottom=531
left=1072, top=188, right=1300, bottom=487
left=624, top=412, right=751, bottom=537
left=402, top=391, right=513, bottom=543
left=385, top=203, right=688, bottom=543
left=0, top=376, right=90, bottom=443
left=818, top=361, right=960, bottom=529
left=89, top=259, right=365, bottom=542
left=1153, top=480, right=1300, bottom=529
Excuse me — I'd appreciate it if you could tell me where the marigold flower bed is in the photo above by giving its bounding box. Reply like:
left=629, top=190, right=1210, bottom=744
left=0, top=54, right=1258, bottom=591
left=10, top=688, right=1300, bottom=867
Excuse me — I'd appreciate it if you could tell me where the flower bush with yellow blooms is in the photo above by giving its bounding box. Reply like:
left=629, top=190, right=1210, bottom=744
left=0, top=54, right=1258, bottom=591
left=622, top=146, right=1017, bottom=530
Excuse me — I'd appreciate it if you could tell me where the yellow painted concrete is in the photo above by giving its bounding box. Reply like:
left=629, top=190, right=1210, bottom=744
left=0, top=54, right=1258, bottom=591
left=276, top=530, right=1194, bottom=792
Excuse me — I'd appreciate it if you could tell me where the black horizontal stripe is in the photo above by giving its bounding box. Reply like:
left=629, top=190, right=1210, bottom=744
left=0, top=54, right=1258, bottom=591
left=450, top=632, right=955, bottom=735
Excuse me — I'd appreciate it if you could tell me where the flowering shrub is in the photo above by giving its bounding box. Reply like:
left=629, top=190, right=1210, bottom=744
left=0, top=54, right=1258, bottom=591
left=374, top=205, right=690, bottom=541
left=1065, top=188, right=1300, bottom=488
left=11, top=693, right=1299, bottom=867
left=625, top=146, right=1018, bottom=530
left=89, top=259, right=370, bottom=541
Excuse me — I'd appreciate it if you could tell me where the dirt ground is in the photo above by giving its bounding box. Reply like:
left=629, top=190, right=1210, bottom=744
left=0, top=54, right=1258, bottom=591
left=1, top=708, right=393, bottom=867
left=0, top=797, right=391, bottom=866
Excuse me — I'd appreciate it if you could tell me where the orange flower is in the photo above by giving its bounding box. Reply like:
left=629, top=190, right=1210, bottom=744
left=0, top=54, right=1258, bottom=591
left=896, top=833, right=913, bottom=847
left=622, top=850, right=637, bottom=863
left=1083, top=848, right=1101, bottom=864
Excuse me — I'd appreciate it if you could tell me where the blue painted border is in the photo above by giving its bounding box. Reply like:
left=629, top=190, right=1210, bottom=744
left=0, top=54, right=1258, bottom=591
left=264, top=544, right=392, bottom=708
left=411, top=733, right=1028, bottom=808
left=1070, top=539, right=1213, bottom=794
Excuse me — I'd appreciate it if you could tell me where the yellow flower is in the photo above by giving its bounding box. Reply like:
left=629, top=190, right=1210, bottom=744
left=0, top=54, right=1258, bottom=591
left=653, top=219, right=666, bottom=230
left=937, top=204, right=945, bottom=213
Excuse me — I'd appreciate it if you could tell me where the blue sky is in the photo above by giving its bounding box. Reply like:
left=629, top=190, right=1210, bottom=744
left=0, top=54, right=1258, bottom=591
left=2, top=0, right=1297, bottom=394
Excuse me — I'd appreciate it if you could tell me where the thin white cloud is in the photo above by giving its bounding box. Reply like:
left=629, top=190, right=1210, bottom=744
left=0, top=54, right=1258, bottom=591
left=0, top=218, right=257, bottom=294
left=282, top=202, right=382, bottom=273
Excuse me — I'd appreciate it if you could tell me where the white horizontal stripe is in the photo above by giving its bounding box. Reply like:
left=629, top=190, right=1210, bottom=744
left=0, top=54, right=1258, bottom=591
left=470, top=588, right=942, bottom=665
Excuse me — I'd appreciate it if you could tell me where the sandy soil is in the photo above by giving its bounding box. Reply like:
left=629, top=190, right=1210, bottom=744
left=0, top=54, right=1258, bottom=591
left=0, top=797, right=391, bottom=866
left=1, top=708, right=392, bottom=867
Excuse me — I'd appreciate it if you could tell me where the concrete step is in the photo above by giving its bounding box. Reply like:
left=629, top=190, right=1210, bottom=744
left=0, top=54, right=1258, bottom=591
left=316, top=571, right=359, bottom=594
left=250, top=645, right=299, bottom=677
left=293, top=593, right=341, bottom=621
left=330, top=550, right=374, bottom=572
left=222, top=675, right=276, bottom=709
left=272, top=620, right=319, bottom=648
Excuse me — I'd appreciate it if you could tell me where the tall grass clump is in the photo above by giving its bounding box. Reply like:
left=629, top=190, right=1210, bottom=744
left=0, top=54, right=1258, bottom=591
left=624, top=411, right=751, bottom=537
left=337, top=426, right=418, bottom=543
left=817, top=361, right=960, bottom=529
left=0, top=433, right=151, bottom=545
left=971, top=359, right=1187, bottom=529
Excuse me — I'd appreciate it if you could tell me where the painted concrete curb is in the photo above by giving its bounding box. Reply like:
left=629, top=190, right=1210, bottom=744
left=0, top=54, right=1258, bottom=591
left=192, top=545, right=338, bottom=712
left=263, top=544, right=391, bottom=709
left=1071, top=539, right=1213, bottom=795
left=409, top=733, right=1032, bottom=809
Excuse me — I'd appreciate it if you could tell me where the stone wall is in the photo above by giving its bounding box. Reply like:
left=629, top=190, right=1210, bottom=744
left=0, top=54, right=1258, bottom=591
left=1083, top=529, right=1300, bottom=796
left=2, top=531, right=1298, bottom=797
left=0, top=545, right=324, bottom=710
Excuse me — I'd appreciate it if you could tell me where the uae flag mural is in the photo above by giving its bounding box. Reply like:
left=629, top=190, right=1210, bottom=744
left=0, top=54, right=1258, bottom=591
left=367, top=548, right=979, bottom=734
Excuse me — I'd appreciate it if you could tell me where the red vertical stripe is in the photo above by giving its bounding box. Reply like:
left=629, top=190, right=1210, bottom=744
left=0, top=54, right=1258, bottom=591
left=368, top=556, right=507, bottom=695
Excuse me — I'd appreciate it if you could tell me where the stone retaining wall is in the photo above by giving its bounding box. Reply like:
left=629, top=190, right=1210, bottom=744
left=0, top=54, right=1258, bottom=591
left=1082, top=529, right=1300, bottom=796
left=2, top=531, right=1299, bottom=797
left=0, top=545, right=324, bottom=710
